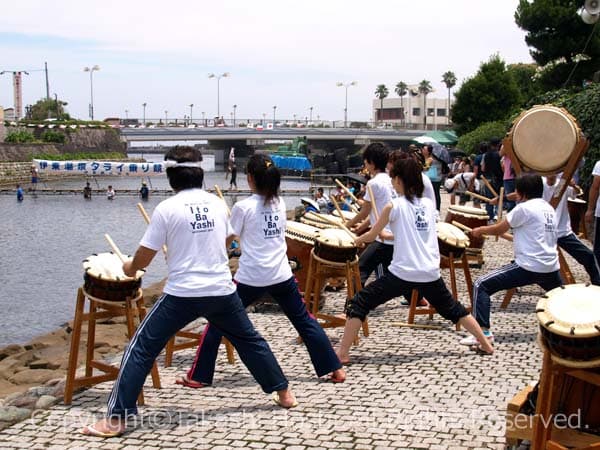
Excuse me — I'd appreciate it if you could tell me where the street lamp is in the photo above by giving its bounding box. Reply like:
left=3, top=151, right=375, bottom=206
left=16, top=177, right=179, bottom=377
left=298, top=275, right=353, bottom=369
left=273, top=105, right=277, bottom=126
left=233, top=104, right=237, bottom=126
left=54, top=93, right=60, bottom=120
left=208, top=72, right=230, bottom=118
left=309, top=106, right=313, bottom=125
left=164, top=110, right=168, bottom=126
left=142, top=103, right=147, bottom=126
left=125, top=109, right=129, bottom=120
left=336, top=81, right=357, bottom=127
left=189, top=104, right=194, bottom=124
left=83, top=65, right=100, bottom=120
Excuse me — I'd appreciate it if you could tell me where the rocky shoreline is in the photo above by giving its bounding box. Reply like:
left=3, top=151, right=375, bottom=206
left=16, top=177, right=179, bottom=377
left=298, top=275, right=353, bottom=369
left=0, top=279, right=167, bottom=431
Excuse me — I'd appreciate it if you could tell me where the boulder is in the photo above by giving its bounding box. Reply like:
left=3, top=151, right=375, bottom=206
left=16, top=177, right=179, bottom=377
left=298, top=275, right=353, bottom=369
left=0, top=406, right=31, bottom=424
left=35, top=395, right=56, bottom=409
left=9, top=369, right=57, bottom=385
left=0, top=345, right=23, bottom=362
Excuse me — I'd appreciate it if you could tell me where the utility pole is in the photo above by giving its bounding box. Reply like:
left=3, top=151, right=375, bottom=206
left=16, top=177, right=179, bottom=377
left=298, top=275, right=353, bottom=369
left=45, top=62, right=50, bottom=100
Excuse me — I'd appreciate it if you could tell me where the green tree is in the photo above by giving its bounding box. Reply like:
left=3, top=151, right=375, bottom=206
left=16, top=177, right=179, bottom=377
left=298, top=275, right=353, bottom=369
left=441, top=71, right=457, bottom=123
left=507, top=63, right=542, bottom=106
left=394, top=81, right=408, bottom=123
left=456, top=120, right=510, bottom=154
left=515, top=0, right=600, bottom=90
left=374, top=84, right=389, bottom=124
left=28, top=98, right=70, bottom=121
left=452, top=54, right=522, bottom=135
left=418, top=80, right=433, bottom=128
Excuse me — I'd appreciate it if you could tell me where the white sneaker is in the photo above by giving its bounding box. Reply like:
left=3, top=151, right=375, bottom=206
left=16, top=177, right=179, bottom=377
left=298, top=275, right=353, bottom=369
left=459, top=331, right=494, bottom=346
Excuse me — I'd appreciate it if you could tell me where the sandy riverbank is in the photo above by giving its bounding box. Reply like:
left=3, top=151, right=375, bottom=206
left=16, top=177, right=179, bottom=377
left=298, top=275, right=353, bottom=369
left=0, top=279, right=167, bottom=399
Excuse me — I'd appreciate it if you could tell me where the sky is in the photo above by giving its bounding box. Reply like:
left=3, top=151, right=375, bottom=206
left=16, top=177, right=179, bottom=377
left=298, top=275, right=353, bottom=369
left=0, top=0, right=533, bottom=123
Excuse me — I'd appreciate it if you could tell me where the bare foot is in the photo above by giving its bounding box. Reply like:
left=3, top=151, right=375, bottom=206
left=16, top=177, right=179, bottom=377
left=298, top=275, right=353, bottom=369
left=273, top=389, right=298, bottom=408
left=329, top=368, right=346, bottom=383
left=81, top=417, right=126, bottom=437
left=335, top=348, right=350, bottom=365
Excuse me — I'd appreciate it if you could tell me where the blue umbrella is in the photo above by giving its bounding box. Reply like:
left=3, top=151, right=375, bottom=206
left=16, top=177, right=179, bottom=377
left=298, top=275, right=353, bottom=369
left=432, top=143, right=452, bottom=164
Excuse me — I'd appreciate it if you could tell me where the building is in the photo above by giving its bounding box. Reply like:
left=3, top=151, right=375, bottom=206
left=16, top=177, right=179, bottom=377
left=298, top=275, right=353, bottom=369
left=3, top=108, right=15, bottom=122
left=372, top=93, right=453, bottom=130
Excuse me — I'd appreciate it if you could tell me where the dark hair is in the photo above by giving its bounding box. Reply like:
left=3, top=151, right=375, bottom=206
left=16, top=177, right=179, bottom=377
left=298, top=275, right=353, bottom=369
left=362, top=142, right=390, bottom=171
left=164, top=145, right=204, bottom=191
left=246, top=153, right=280, bottom=205
left=389, top=158, right=424, bottom=203
left=515, top=174, right=543, bottom=200
left=388, top=149, right=409, bottom=165
left=407, top=146, right=425, bottom=169
left=490, top=137, right=501, bottom=146
left=478, top=142, right=490, bottom=154
left=317, top=187, right=324, bottom=194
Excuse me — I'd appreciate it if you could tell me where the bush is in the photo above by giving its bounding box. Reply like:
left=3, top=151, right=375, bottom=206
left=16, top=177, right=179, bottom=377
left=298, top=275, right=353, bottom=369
left=41, top=130, right=66, bottom=143
left=456, top=121, right=510, bottom=154
left=4, top=130, right=36, bottom=143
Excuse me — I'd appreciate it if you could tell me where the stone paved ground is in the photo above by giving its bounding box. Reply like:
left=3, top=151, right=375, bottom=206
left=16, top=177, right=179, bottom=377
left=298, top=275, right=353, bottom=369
left=0, top=194, right=592, bottom=449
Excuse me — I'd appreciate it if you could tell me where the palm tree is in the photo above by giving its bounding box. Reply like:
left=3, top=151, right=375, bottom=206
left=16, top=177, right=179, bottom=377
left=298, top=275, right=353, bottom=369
left=374, top=84, right=389, bottom=124
left=441, top=71, right=457, bottom=124
left=418, top=80, right=433, bottom=129
left=395, top=81, right=408, bottom=124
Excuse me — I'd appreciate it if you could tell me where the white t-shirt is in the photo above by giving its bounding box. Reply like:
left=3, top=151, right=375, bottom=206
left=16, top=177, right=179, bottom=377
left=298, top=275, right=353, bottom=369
left=364, top=172, right=396, bottom=244
left=421, top=173, right=436, bottom=206
left=542, top=177, right=573, bottom=238
left=593, top=161, right=600, bottom=217
left=506, top=198, right=559, bottom=273
left=387, top=196, right=440, bottom=282
left=451, top=172, right=477, bottom=194
left=230, top=195, right=292, bottom=286
left=140, top=188, right=235, bottom=297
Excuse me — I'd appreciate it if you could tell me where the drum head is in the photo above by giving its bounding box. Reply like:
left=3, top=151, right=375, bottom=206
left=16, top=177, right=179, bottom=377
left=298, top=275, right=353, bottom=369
left=436, top=222, right=470, bottom=249
left=512, top=106, right=578, bottom=173
left=537, top=284, right=600, bottom=338
left=448, top=205, right=489, bottom=218
left=316, top=228, right=355, bottom=248
left=83, top=252, right=142, bottom=280
left=286, top=221, right=320, bottom=236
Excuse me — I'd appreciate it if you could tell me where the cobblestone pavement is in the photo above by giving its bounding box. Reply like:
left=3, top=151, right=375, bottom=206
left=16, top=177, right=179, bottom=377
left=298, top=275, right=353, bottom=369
left=0, top=195, right=592, bottom=449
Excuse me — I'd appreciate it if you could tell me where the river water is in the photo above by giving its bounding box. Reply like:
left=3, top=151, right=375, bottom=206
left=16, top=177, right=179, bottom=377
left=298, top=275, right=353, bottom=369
left=0, top=169, right=312, bottom=347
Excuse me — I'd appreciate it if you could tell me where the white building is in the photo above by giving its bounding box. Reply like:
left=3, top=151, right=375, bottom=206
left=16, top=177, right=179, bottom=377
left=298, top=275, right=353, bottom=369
left=372, top=93, right=453, bottom=129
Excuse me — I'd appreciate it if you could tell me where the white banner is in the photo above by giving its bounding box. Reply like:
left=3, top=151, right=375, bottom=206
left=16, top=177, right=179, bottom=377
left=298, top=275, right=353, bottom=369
left=33, top=155, right=216, bottom=175
left=33, top=159, right=166, bottom=176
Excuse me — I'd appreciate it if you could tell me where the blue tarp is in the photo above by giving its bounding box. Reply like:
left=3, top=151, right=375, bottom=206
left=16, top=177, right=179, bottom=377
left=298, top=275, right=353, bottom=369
left=271, top=155, right=312, bottom=171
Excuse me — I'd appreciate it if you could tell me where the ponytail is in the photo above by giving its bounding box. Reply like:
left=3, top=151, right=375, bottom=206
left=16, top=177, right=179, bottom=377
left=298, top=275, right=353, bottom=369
left=246, top=154, right=281, bottom=205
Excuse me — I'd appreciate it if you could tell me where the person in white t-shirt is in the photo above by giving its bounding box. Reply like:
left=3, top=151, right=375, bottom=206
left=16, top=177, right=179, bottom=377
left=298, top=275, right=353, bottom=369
left=543, top=175, right=600, bottom=285
left=346, top=142, right=396, bottom=286
left=82, top=147, right=296, bottom=438
left=181, top=154, right=345, bottom=387
left=388, top=149, right=436, bottom=208
left=444, top=171, right=478, bottom=206
left=460, top=174, right=562, bottom=347
left=336, top=158, right=493, bottom=364
left=585, top=160, right=600, bottom=266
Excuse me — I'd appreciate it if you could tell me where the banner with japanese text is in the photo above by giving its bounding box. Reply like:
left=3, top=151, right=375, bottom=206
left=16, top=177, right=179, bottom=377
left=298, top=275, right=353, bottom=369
left=33, top=160, right=166, bottom=176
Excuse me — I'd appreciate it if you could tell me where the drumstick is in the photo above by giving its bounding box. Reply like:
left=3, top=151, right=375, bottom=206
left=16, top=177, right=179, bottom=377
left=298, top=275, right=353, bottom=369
left=137, top=203, right=168, bottom=255
left=451, top=221, right=512, bottom=242
left=104, top=234, right=127, bottom=263
left=214, top=185, right=231, bottom=216
left=466, top=191, right=494, bottom=203
left=330, top=195, right=347, bottom=221
left=496, top=187, right=505, bottom=241
left=366, top=185, right=379, bottom=221
left=313, top=210, right=356, bottom=240
left=335, top=178, right=359, bottom=203
left=481, top=176, right=498, bottom=198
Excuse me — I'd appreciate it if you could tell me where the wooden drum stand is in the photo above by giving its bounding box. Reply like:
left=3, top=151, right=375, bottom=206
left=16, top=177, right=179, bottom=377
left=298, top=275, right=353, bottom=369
left=303, top=249, right=369, bottom=339
left=64, top=287, right=161, bottom=405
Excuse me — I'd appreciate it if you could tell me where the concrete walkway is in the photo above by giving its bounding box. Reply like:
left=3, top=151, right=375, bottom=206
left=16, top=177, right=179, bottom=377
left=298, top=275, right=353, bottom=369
left=0, top=195, right=591, bottom=449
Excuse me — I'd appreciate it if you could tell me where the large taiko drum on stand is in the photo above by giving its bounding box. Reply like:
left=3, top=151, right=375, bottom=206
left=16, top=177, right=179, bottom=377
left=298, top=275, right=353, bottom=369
left=285, top=221, right=320, bottom=290
left=536, top=284, right=600, bottom=363
left=436, top=222, right=470, bottom=259
left=567, top=197, right=587, bottom=236
left=83, top=253, right=143, bottom=301
left=314, top=228, right=357, bottom=263
left=445, top=205, right=488, bottom=250
left=506, top=105, right=582, bottom=175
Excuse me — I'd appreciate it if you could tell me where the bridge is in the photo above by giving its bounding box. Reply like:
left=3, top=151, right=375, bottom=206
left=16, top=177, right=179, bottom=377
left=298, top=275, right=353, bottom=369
left=121, top=127, right=426, bottom=151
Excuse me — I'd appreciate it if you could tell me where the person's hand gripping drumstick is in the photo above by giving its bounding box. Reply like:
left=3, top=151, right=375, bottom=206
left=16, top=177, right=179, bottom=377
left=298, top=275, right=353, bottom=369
left=104, top=234, right=142, bottom=278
